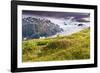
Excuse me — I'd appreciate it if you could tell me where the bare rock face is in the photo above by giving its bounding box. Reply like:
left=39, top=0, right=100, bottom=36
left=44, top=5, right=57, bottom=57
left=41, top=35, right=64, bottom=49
left=78, top=24, right=84, bottom=26
left=22, top=17, right=63, bottom=39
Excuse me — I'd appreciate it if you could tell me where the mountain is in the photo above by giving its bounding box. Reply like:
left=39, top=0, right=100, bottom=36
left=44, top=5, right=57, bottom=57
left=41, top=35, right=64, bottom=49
left=22, top=17, right=63, bottom=39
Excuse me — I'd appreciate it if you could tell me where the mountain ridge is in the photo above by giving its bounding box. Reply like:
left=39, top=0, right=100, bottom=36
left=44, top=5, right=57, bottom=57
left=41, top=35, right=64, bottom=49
left=22, top=17, right=63, bottom=39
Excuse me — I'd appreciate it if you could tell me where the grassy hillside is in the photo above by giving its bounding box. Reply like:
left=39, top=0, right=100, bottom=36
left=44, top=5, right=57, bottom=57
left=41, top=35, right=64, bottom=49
left=22, top=28, right=90, bottom=62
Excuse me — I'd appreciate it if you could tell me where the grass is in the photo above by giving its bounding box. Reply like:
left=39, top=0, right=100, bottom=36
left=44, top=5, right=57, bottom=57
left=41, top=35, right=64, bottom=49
left=22, top=28, right=90, bottom=62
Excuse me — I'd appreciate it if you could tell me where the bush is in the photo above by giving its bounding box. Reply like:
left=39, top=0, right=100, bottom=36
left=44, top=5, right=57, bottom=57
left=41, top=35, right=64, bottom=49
left=37, top=41, right=48, bottom=46
left=46, top=39, right=72, bottom=49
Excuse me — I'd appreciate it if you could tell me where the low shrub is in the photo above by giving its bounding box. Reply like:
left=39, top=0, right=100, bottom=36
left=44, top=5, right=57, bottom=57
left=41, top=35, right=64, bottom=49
left=46, top=39, right=72, bottom=49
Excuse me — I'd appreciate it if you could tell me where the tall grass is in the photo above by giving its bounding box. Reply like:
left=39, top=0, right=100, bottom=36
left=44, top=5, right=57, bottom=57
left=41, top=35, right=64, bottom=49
left=22, top=28, right=90, bottom=62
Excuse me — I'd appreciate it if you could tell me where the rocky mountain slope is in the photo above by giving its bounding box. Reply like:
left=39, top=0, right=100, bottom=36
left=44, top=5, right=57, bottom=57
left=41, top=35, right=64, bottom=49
left=22, top=17, right=63, bottom=39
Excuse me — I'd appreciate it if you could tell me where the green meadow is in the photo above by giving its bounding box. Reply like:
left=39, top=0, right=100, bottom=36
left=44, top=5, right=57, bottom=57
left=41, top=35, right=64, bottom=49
left=22, top=28, right=90, bottom=62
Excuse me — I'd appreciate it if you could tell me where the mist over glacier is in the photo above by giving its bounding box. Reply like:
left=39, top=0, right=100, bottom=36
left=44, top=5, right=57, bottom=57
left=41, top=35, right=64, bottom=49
left=43, top=16, right=90, bottom=37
